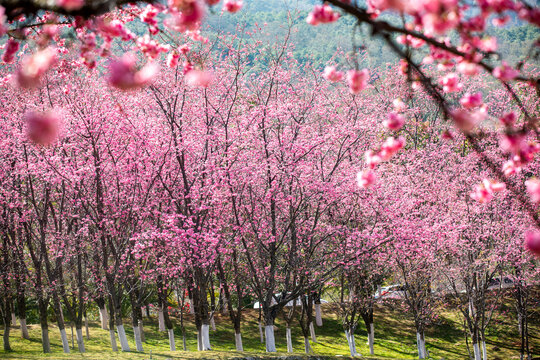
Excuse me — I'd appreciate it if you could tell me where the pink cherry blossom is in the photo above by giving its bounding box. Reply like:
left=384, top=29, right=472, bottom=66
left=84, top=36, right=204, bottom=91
left=459, top=92, right=483, bottom=108
left=322, top=66, right=344, bottom=82
left=185, top=69, right=213, bottom=87
left=365, top=150, right=382, bottom=169
left=457, top=61, right=480, bottom=76
left=379, top=136, right=405, bottom=160
left=450, top=107, right=486, bottom=133
left=502, top=160, right=521, bottom=177
left=2, top=39, right=19, bottom=63
left=140, top=5, right=159, bottom=26
left=108, top=53, right=158, bottom=90
left=525, top=178, right=540, bottom=203
left=167, top=51, right=180, bottom=68
left=223, top=0, right=243, bottom=13
left=499, top=112, right=516, bottom=127
left=392, top=98, right=406, bottom=112
left=16, top=47, right=57, bottom=88
left=56, top=0, right=84, bottom=11
left=493, top=62, right=520, bottom=81
left=357, top=169, right=376, bottom=188
left=525, top=231, right=540, bottom=257
left=137, top=35, right=170, bottom=60
left=346, top=69, right=369, bottom=94
left=166, top=0, right=205, bottom=32
left=471, top=179, right=505, bottom=203
left=440, top=73, right=462, bottom=93
left=306, top=4, right=340, bottom=26
left=383, top=112, right=405, bottom=130
left=471, top=183, right=493, bottom=203
left=24, top=110, right=61, bottom=146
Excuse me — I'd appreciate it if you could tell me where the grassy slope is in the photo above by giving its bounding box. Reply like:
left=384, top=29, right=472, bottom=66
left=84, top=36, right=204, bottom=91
left=0, top=303, right=538, bottom=360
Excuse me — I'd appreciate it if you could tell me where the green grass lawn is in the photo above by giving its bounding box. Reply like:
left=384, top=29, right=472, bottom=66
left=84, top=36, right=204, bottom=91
left=0, top=303, right=538, bottom=359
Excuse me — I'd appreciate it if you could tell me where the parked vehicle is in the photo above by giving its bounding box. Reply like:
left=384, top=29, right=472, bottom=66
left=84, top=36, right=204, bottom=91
left=374, top=285, right=406, bottom=300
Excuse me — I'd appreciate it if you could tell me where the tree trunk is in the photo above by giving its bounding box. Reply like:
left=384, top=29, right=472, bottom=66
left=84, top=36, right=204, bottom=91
left=472, top=342, right=481, bottom=360
left=368, top=322, right=375, bottom=355
left=3, top=306, right=11, bottom=352
left=99, top=307, right=109, bottom=330
left=17, top=294, right=29, bottom=340
left=19, top=318, right=29, bottom=340
left=158, top=308, right=166, bottom=332
left=345, top=329, right=356, bottom=357
left=235, top=332, right=244, bottom=351
left=196, top=326, right=202, bottom=351
left=107, top=300, right=117, bottom=351
left=116, top=324, right=130, bottom=351
left=84, top=315, right=90, bottom=340
left=109, top=329, right=118, bottom=352
left=138, top=319, right=145, bottom=342
left=75, top=327, right=85, bottom=353
left=265, top=324, right=277, bottom=352
left=59, top=327, right=70, bottom=353
left=201, top=323, right=212, bottom=350
left=133, top=326, right=143, bottom=352
left=38, top=297, right=51, bottom=353
left=11, top=313, right=17, bottom=327
left=259, top=321, right=264, bottom=343
left=416, top=332, right=426, bottom=359
left=481, top=340, right=487, bottom=360
left=53, top=297, right=70, bottom=353
left=286, top=327, right=293, bottom=353
left=304, top=336, right=312, bottom=354
left=315, top=303, right=323, bottom=326
left=309, top=321, right=317, bottom=343
left=168, top=329, right=176, bottom=351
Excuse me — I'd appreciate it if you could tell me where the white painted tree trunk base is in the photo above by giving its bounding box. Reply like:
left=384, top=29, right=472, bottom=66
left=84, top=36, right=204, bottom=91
left=76, top=328, right=85, bottom=353
left=41, top=327, right=51, bottom=353
left=197, top=329, right=202, bottom=351
left=20, top=319, right=29, bottom=339
left=416, top=332, right=425, bottom=359
left=99, top=308, right=109, bottom=330
left=235, top=332, right=243, bottom=351
left=109, top=329, right=118, bottom=351
left=304, top=337, right=312, bottom=354
left=133, top=326, right=144, bottom=352
left=368, top=322, right=374, bottom=355
left=482, top=340, right=487, bottom=360
left=286, top=327, right=293, bottom=353
left=315, top=304, right=323, bottom=326
left=201, top=324, right=211, bottom=350
left=345, top=330, right=356, bottom=357
left=259, top=322, right=264, bottom=343
left=117, top=324, right=130, bottom=351
left=265, top=325, right=277, bottom=352
left=309, top=322, right=317, bottom=343
left=352, top=333, right=359, bottom=356
left=60, top=329, right=69, bottom=354
left=210, top=316, right=216, bottom=331
left=158, top=309, right=165, bottom=332
left=60, top=329, right=70, bottom=353
left=168, top=329, right=176, bottom=351
left=11, top=313, right=17, bottom=326
left=473, top=342, right=481, bottom=360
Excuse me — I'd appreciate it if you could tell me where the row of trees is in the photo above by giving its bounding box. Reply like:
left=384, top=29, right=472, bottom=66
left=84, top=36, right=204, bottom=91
left=0, top=32, right=539, bottom=359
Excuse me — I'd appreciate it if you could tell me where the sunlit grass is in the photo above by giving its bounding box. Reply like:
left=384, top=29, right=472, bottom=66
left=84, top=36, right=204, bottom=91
left=0, top=303, right=538, bottom=359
